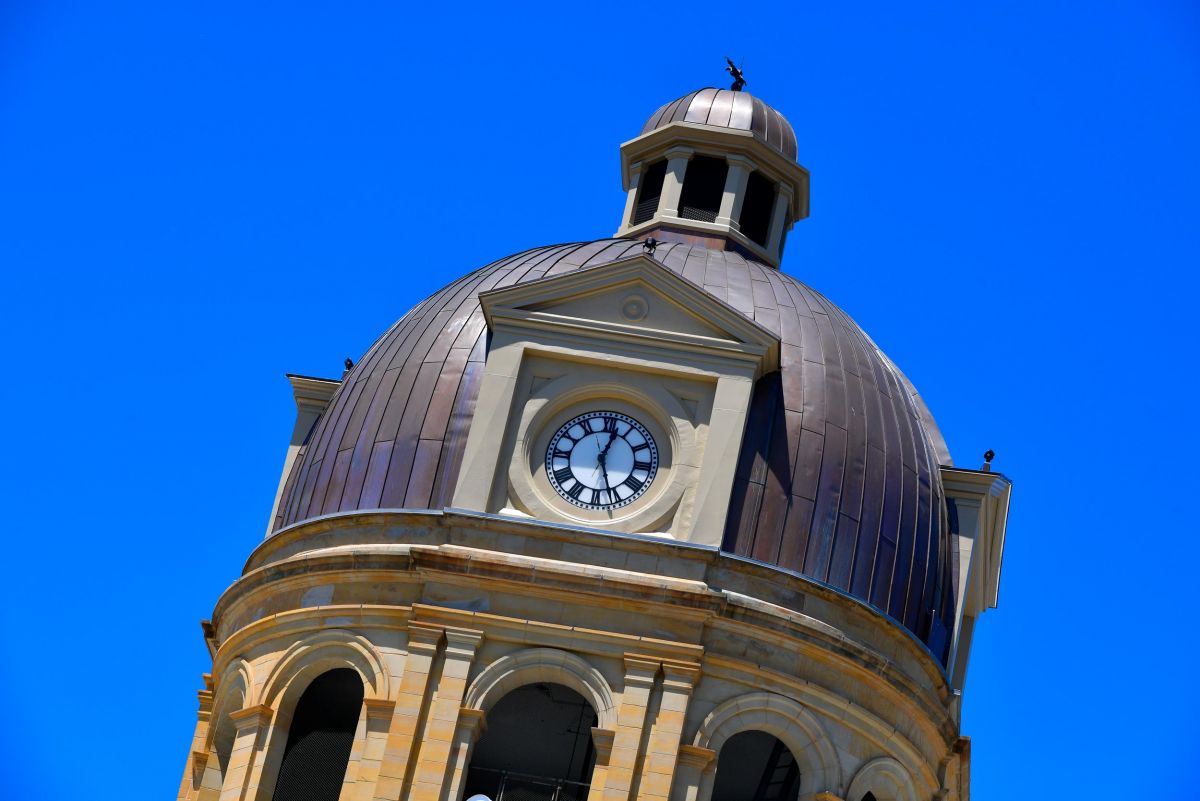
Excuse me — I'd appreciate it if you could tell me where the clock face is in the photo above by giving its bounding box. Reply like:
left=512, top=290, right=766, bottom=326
left=545, top=411, right=659, bottom=510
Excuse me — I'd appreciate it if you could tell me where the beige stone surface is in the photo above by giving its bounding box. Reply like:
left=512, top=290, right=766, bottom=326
left=185, top=507, right=970, bottom=801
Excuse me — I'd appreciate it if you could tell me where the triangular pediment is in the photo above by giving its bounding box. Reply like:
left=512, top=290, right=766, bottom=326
left=479, top=255, right=780, bottom=372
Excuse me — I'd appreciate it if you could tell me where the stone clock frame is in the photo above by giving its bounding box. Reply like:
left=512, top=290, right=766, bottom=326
left=451, top=255, right=780, bottom=545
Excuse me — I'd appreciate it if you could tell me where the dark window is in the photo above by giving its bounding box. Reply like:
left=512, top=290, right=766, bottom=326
left=465, top=683, right=598, bottom=801
left=739, top=171, right=776, bottom=247
left=711, top=730, right=801, bottom=801
left=632, top=160, right=667, bottom=225
left=862, top=794, right=878, bottom=801
left=678, top=155, right=728, bottom=223
left=271, top=669, right=364, bottom=801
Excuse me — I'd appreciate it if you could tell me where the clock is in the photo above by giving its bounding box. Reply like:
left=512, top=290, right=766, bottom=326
left=545, top=411, right=659, bottom=510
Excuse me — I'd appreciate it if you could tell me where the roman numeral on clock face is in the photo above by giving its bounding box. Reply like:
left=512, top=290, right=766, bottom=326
left=633, top=459, right=652, bottom=472
left=624, top=475, right=644, bottom=493
left=553, top=466, right=574, bottom=485
left=566, top=482, right=585, bottom=500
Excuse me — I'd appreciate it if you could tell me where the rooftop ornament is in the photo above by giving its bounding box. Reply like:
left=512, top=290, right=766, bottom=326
left=725, top=57, right=746, bottom=91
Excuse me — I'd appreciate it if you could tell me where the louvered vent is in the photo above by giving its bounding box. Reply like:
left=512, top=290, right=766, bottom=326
left=677, top=155, right=727, bottom=224
left=271, top=669, right=364, bottom=801
left=632, top=160, right=667, bottom=225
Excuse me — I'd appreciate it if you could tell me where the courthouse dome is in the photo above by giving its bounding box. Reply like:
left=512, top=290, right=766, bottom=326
left=272, top=238, right=956, bottom=651
left=641, top=88, right=799, bottom=161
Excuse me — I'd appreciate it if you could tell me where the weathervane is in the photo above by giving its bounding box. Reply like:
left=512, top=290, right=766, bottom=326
left=725, top=57, right=746, bottom=91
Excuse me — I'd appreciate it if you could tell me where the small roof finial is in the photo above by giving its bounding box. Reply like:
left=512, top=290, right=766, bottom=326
left=642, top=237, right=659, bottom=256
left=982, top=449, right=995, bottom=472
left=725, top=57, right=746, bottom=92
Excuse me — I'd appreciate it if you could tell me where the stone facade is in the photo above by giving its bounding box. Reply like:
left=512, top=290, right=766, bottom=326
left=178, top=509, right=971, bottom=801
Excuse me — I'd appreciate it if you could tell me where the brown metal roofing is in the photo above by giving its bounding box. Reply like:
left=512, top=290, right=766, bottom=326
left=272, top=239, right=955, bottom=660
left=641, top=89, right=799, bottom=162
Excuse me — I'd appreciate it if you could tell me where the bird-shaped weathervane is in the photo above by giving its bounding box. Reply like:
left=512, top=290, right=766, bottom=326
left=725, top=57, right=746, bottom=92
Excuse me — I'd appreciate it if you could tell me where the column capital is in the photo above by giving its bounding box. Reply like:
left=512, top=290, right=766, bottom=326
left=229, top=704, right=273, bottom=730
left=444, top=628, right=484, bottom=657
left=455, top=707, right=488, bottom=741
left=664, top=145, right=695, bottom=161
left=676, top=744, right=716, bottom=771
left=661, top=660, right=701, bottom=693
left=363, top=698, right=397, bottom=721
left=590, top=727, right=616, bottom=761
left=724, top=153, right=756, bottom=171
left=622, top=654, right=661, bottom=687
left=190, top=751, right=210, bottom=786
left=406, top=622, right=444, bottom=653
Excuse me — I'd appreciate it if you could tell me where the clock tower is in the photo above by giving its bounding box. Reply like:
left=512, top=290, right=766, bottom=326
left=177, top=83, right=1011, bottom=801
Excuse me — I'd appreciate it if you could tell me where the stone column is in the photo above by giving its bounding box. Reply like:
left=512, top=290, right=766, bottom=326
left=636, top=661, right=701, bottom=801
left=657, top=147, right=694, bottom=220
left=343, top=699, right=396, bottom=801
left=178, top=678, right=216, bottom=801
left=765, top=186, right=794, bottom=260
left=621, top=162, right=644, bottom=231
left=587, top=727, right=616, bottom=801
left=373, top=623, right=444, bottom=801
left=668, top=746, right=715, bottom=801
left=408, top=628, right=484, bottom=801
left=441, top=707, right=487, bottom=801
left=218, top=705, right=274, bottom=801
left=715, top=156, right=754, bottom=230
left=601, top=655, right=660, bottom=801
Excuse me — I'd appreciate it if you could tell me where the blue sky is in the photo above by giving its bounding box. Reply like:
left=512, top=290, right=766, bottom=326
left=2, top=2, right=1198, bottom=798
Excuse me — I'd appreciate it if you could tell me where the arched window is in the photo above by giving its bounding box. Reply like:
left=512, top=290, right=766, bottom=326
left=633, top=160, right=668, bottom=225
left=738, top=171, right=776, bottom=247
left=271, top=668, right=364, bottom=801
left=464, top=683, right=598, bottom=801
left=711, top=730, right=801, bottom=801
left=678, top=155, right=729, bottom=222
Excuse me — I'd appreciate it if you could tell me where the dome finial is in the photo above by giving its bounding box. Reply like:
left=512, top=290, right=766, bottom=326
left=725, top=57, right=746, bottom=91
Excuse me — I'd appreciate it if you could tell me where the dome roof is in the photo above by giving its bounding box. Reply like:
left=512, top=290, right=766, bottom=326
left=641, top=88, right=799, bottom=161
left=273, top=239, right=954, bottom=657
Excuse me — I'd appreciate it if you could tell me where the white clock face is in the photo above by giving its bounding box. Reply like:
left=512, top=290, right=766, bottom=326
left=545, top=411, right=659, bottom=510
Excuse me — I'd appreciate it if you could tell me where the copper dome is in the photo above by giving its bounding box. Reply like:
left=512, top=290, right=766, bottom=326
left=272, top=239, right=957, bottom=660
left=641, top=88, right=799, bottom=161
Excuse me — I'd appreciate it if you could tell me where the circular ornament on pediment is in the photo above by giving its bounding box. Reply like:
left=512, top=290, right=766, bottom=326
left=621, top=294, right=649, bottom=322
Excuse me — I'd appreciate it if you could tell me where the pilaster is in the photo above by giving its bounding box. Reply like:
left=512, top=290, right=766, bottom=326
left=408, top=628, right=484, bottom=801
left=715, top=155, right=754, bottom=229
left=765, top=186, right=793, bottom=260
left=668, top=746, right=716, bottom=801
left=442, top=707, right=488, bottom=801
left=218, top=705, right=273, bottom=801
left=621, top=162, right=644, bottom=230
left=636, top=661, right=700, bottom=801
left=602, top=655, right=660, bottom=801
left=657, top=147, right=694, bottom=220
left=343, top=699, right=396, bottom=801
left=587, top=727, right=618, bottom=801
left=373, top=623, right=444, bottom=801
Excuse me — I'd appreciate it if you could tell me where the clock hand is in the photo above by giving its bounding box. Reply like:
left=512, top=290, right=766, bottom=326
left=598, top=449, right=614, bottom=504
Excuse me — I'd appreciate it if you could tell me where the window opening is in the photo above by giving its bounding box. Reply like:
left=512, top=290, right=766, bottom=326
left=678, top=155, right=728, bottom=223
left=632, top=160, right=667, bottom=225
left=711, top=730, right=801, bottom=801
left=464, top=683, right=598, bottom=801
left=738, top=171, right=776, bottom=247
left=271, top=668, right=364, bottom=801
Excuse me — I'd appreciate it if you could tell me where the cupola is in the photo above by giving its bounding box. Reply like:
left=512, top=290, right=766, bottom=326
left=615, top=87, right=811, bottom=268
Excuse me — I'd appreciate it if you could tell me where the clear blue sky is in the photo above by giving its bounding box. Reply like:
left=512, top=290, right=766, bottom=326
left=2, top=2, right=1197, bottom=798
